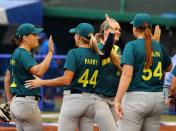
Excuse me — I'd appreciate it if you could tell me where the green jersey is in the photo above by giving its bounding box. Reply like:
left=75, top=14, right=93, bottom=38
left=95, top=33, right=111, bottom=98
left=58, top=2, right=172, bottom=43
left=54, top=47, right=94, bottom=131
left=9, top=48, right=39, bottom=96
left=64, top=47, right=101, bottom=92
left=122, top=39, right=171, bottom=92
left=95, top=43, right=121, bottom=97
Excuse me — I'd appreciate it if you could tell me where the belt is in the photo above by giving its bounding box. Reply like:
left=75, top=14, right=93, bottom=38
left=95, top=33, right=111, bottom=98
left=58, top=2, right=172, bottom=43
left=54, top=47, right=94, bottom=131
left=70, top=88, right=95, bottom=94
left=70, top=89, right=83, bottom=94
left=94, top=92, right=114, bottom=98
left=15, top=95, right=41, bottom=101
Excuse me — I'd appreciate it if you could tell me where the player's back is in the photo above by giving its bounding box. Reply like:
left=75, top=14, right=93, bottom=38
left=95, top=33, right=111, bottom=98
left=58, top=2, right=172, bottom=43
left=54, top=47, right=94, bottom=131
left=64, top=47, right=101, bottom=92
left=122, top=39, right=170, bottom=92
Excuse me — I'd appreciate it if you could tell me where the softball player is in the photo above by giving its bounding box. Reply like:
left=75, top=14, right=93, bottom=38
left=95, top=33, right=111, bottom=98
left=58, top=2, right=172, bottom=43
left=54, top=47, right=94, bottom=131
left=94, top=18, right=122, bottom=123
left=115, top=13, right=172, bottom=131
left=9, top=23, right=54, bottom=131
left=25, top=21, right=118, bottom=131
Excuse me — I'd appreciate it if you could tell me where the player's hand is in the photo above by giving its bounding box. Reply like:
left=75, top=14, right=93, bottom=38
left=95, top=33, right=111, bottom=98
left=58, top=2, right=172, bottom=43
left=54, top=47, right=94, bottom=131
left=25, top=75, right=42, bottom=89
left=115, top=101, right=123, bottom=120
left=48, top=35, right=54, bottom=54
left=153, top=25, right=161, bottom=42
left=105, top=14, right=116, bottom=33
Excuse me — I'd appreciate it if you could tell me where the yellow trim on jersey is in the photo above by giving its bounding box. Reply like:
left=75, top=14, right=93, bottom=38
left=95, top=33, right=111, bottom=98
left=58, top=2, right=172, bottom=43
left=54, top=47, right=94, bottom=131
left=102, top=45, right=119, bottom=66
left=10, top=82, right=17, bottom=88
left=114, top=45, right=119, bottom=52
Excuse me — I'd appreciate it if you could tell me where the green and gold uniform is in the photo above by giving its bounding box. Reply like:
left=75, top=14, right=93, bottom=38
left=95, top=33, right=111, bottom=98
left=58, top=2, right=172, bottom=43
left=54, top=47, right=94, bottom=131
left=118, top=38, right=172, bottom=131
left=122, top=39, right=171, bottom=92
left=60, top=47, right=117, bottom=131
left=9, top=48, right=43, bottom=131
left=9, top=48, right=39, bottom=96
left=64, top=47, right=101, bottom=92
left=95, top=43, right=121, bottom=97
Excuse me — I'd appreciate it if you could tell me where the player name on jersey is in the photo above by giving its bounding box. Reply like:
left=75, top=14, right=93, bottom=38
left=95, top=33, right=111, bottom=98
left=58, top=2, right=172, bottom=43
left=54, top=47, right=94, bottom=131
left=84, top=59, right=98, bottom=65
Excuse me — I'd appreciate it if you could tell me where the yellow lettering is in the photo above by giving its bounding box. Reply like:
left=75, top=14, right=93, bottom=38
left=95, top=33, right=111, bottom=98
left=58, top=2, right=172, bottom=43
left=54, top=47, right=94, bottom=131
left=10, top=59, right=16, bottom=65
left=85, top=59, right=98, bottom=65
left=85, top=59, right=87, bottom=64
left=152, top=51, right=160, bottom=57
left=155, top=51, right=160, bottom=57
left=102, top=58, right=110, bottom=66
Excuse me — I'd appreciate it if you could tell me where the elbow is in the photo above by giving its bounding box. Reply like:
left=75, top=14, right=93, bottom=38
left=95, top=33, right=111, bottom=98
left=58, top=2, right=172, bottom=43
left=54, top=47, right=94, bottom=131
left=35, top=72, right=43, bottom=78
left=29, top=66, right=44, bottom=77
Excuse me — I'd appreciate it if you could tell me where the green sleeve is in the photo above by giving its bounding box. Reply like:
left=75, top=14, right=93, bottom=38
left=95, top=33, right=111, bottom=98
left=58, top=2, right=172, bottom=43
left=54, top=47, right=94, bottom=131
left=160, top=45, right=171, bottom=70
left=19, top=52, right=37, bottom=70
left=64, top=50, right=77, bottom=72
left=121, top=42, right=134, bottom=66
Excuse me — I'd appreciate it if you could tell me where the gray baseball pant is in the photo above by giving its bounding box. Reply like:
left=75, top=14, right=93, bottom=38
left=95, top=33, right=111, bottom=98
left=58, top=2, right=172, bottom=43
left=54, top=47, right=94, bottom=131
left=94, top=94, right=118, bottom=122
left=10, top=96, right=43, bottom=131
left=78, top=94, right=118, bottom=131
left=58, top=91, right=118, bottom=131
left=117, top=92, right=164, bottom=131
left=58, top=92, right=95, bottom=131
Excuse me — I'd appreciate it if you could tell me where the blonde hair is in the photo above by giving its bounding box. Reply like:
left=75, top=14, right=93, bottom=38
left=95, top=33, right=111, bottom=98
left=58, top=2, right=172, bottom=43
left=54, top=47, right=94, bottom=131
left=97, top=20, right=122, bottom=70
left=81, top=33, right=103, bottom=55
left=110, top=46, right=122, bottom=71
left=89, top=33, right=103, bottom=55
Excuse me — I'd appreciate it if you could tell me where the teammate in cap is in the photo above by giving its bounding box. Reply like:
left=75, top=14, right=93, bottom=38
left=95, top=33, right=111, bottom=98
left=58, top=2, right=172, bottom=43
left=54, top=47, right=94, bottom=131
left=8, top=23, right=54, bottom=131
left=115, top=13, right=172, bottom=131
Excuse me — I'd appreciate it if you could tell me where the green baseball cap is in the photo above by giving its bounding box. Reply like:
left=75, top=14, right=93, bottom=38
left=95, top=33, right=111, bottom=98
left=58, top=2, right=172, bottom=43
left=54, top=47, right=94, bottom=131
left=130, top=13, right=152, bottom=27
left=16, top=23, right=43, bottom=38
left=69, top=23, right=94, bottom=39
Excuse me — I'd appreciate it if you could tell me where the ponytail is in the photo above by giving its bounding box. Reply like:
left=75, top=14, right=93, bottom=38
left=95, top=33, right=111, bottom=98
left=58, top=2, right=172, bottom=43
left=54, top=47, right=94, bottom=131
left=144, top=27, right=153, bottom=69
left=89, top=33, right=103, bottom=55
left=10, top=35, right=22, bottom=46
left=110, top=45, right=122, bottom=71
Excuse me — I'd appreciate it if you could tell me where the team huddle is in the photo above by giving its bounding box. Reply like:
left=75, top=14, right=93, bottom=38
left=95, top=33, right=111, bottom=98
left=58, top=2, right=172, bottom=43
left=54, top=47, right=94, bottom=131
left=1, top=13, right=174, bottom=131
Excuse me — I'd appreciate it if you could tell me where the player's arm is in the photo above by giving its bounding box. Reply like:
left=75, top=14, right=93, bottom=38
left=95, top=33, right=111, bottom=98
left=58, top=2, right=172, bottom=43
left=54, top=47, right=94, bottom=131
left=29, top=35, right=54, bottom=77
left=115, top=65, right=133, bottom=102
left=25, top=70, right=74, bottom=88
left=101, top=14, right=116, bottom=59
left=4, top=69, right=13, bottom=102
left=114, top=64, right=133, bottom=119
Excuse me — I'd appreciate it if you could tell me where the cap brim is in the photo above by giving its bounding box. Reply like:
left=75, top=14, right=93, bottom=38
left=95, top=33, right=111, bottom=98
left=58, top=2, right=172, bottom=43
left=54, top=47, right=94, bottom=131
left=69, top=28, right=77, bottom=33
left=31, top=28, right=43, bottom=34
